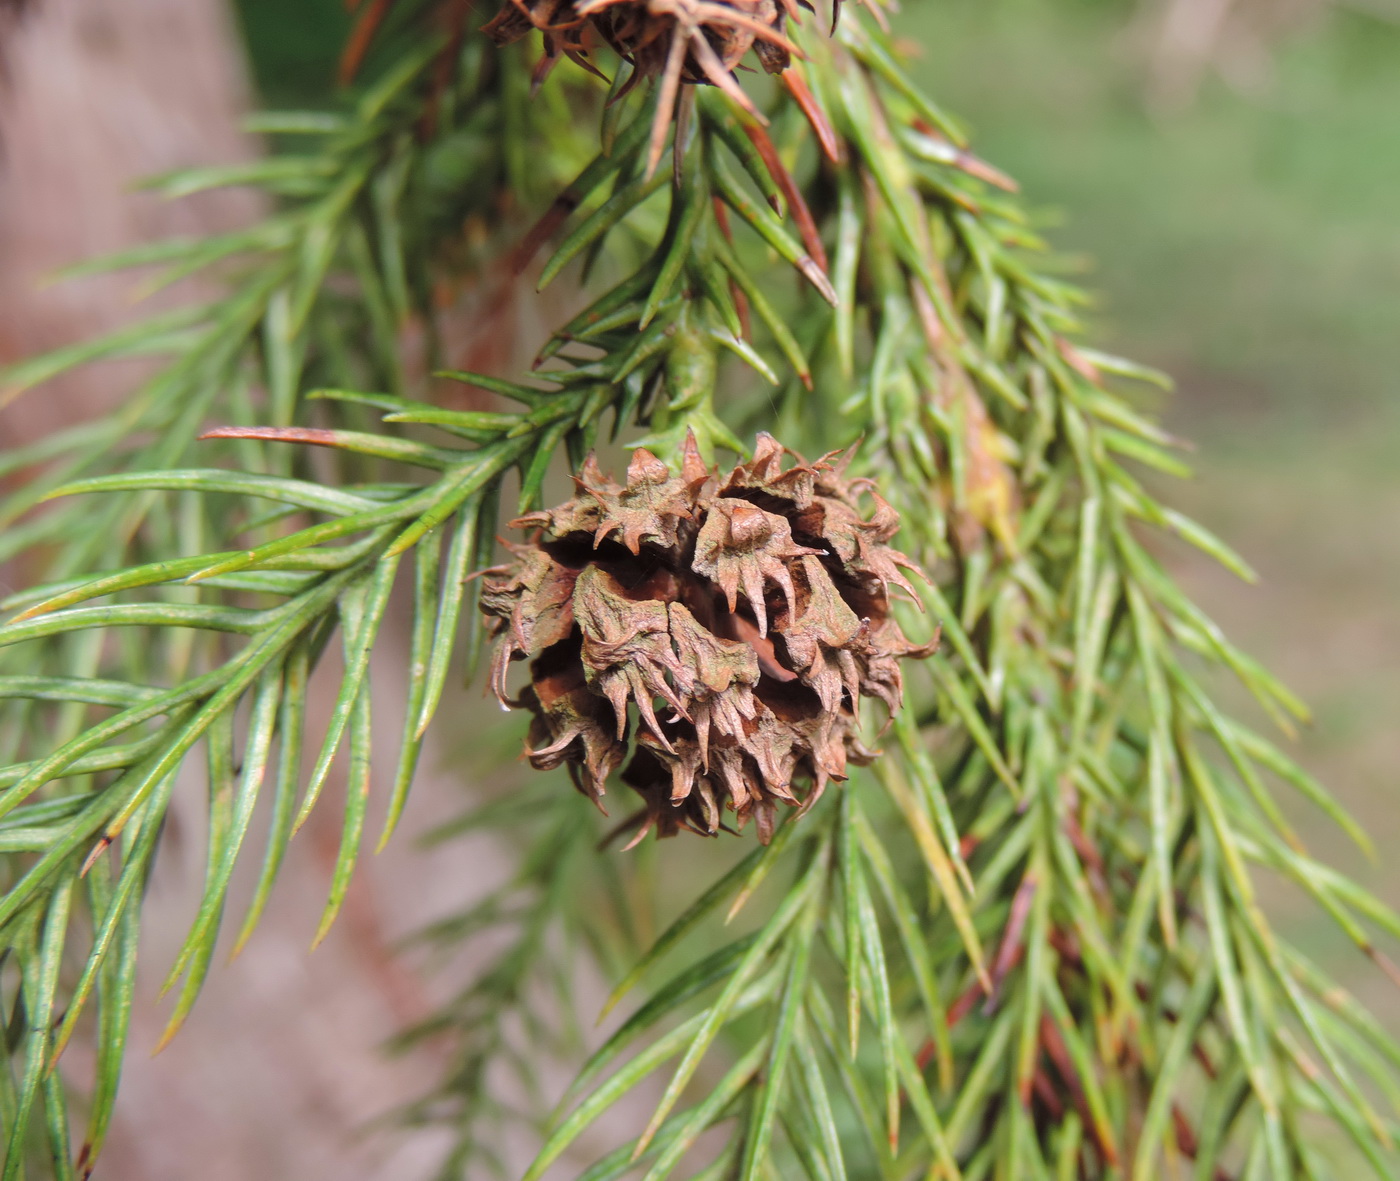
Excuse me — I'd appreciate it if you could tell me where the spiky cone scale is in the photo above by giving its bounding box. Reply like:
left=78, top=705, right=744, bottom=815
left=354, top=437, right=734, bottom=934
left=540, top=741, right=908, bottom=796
left=482, top=0, right=811, bottom=174
left=480, top=432, right=937, bottom=844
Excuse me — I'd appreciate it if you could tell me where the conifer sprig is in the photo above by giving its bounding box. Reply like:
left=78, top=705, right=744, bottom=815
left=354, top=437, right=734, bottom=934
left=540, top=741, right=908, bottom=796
left=0, top=3, right=1397, bottom=1178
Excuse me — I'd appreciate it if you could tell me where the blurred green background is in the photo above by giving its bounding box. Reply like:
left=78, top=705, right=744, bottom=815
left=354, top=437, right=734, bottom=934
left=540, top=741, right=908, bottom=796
left=231, top=0, right=1400, bottom=1014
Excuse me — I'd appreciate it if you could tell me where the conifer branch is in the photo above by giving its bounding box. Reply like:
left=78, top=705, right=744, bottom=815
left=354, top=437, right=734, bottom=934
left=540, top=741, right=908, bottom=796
left=0, top=2, right=1396, bottom=1178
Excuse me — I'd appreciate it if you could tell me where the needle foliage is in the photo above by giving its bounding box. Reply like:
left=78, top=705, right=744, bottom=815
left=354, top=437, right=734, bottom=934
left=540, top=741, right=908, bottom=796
left=2, top=2, right=1398, bottom=1178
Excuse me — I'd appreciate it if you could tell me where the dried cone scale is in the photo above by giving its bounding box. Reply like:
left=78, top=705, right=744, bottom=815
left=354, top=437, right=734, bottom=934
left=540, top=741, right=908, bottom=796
left=483, top=0, right=804, bottom=84
left=481, top=433, right=936, bottom=844
left=482, top=0, right=809, bottom=175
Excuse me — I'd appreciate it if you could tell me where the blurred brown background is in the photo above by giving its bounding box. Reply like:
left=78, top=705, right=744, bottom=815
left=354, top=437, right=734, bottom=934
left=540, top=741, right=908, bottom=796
left=1, top=0, right=1398, bottom=1174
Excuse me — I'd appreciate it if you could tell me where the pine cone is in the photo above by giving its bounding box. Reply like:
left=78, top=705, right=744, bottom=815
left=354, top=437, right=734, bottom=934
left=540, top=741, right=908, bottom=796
left=481, top=433, right=936, bottom=845
left=482, top=0, right=802, bottom=82
left=482, top=0, right=808, bottom=176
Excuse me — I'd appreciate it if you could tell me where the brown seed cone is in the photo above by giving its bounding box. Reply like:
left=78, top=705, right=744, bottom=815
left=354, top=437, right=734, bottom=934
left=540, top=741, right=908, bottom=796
left=482, top=0, right=811, bottom=176
left=480, top=432, right=937, bottom=844
left=482, top=0, right=804, bottom=82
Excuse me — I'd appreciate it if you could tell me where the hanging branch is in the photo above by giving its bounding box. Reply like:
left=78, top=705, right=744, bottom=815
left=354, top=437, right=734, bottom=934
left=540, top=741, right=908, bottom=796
left=413, top=7, right=1400, bottom=1179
